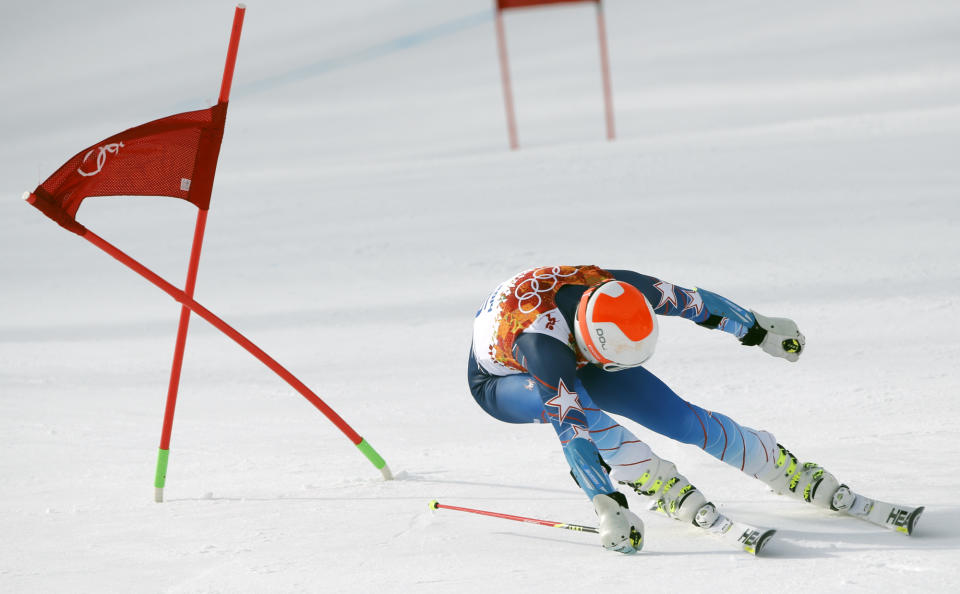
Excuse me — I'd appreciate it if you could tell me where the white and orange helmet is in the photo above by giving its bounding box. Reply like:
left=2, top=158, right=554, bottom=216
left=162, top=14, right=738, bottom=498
left=574, top=280, right=658, bottom=371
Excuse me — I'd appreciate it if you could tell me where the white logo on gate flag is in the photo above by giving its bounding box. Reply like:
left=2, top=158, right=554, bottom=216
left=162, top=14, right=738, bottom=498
left=77, top=142, right=124, bottom=177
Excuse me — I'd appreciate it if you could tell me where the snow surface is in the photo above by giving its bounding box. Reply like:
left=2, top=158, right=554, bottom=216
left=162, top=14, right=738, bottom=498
left=2, top=1, right=959, bottom=592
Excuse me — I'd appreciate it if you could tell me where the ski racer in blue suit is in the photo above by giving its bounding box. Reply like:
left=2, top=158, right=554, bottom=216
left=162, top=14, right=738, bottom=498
left=468, top=266, right=847, bottom=554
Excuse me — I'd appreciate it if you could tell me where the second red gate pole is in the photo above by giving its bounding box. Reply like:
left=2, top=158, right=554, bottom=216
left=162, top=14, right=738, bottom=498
left=155, top=4, right=245, bottom=503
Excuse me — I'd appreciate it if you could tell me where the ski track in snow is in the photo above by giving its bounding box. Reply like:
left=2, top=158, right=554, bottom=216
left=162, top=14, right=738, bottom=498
left=1, top=1, right=959, bottom=592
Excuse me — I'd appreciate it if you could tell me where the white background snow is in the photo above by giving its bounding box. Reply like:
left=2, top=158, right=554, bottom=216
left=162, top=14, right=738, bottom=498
left=2, top=0, right=959, bottom=592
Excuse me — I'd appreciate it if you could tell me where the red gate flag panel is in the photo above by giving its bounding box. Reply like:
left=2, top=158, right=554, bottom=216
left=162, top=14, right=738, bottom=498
left=497, top=0, right=597, bottom=10
left=28, top=103, right=228, bottom=235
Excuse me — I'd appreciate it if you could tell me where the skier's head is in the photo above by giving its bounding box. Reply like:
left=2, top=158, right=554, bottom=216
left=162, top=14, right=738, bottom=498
left=574, top=280, right=658, bottom=371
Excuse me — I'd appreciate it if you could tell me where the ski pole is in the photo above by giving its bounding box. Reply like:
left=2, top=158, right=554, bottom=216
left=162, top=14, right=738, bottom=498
left=429, top=500, right=598, bottom=535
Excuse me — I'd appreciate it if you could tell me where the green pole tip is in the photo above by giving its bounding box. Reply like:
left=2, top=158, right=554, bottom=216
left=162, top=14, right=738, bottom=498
left=154, top=448, right=171, bottom=489
left=355, top=438, right=387, bottom=470
left=429, top=499, right=440, bottom=510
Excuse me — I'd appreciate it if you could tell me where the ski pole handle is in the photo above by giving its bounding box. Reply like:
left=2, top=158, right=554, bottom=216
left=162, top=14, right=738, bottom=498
left=429, top=500, right=598, bottom=534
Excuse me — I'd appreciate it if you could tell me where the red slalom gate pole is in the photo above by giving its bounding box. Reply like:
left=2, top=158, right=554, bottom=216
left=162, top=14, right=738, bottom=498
left=494, top=9, right=519, bottom=150
left=155, top=210, right=207, bottom=501
left=596, top=0, right=615, bottom=141
left=77, top=228, right=393, bottom=482
left=155, top=4, right=246, bottom=503
left=429, top=500, right=598, bottom=535
left=218, top=5, right=245, bottom=105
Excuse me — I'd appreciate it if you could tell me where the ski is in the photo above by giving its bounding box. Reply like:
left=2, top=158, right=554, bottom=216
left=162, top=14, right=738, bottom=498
left=702, top=513, right=776, bottom=556
left=833, top=487, right=923, bottom=535
left=647, top=499, right=776, bottom=556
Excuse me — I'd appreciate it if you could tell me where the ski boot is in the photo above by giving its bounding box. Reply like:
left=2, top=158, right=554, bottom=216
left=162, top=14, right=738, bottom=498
left=757, top=443, right=841, bottom=509
left=614, top=457, right=717, bottom=528
left=614, top=455, right=777, bottom=555
left=593, top=491, right=644, bottom=554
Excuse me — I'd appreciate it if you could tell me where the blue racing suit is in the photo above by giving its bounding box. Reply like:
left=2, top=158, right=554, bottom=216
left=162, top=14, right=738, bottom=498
left=468, top=267, right=774, bottom=500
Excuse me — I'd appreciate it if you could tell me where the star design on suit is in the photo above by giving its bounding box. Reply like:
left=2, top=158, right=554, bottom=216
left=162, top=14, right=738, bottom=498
left=653, top=281, right=679, bottom=311
left=681, top=288, right=705, bottom=317
left=569, top=424, right=593, bottom=441
left=544, top=379, right=584, bottom=424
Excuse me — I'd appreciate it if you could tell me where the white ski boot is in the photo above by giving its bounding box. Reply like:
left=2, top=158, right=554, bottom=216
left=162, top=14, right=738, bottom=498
left=614, top=457, right=714, bottom=526
left=757, top=443, right=841, bottom=508
left=593, top=492, right=644, bottom=553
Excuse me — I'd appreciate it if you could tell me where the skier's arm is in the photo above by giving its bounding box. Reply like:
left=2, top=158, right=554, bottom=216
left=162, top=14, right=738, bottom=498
left=512, top=332, right=619, bottom=500
left=608, top=269, right=804, bottom=361
left=607, top=270, right=751, bottom=335
left=512, top=332, right=643, bottom=553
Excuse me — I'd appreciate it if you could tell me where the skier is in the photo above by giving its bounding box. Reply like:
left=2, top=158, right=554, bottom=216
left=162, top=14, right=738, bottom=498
left=467, top=265, right=894, bottom=554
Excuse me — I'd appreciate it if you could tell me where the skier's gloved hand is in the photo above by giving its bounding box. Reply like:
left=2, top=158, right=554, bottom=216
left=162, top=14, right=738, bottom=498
left=592, top=492, right=644, bottom=554
left=741, top=311, right=805, bottom=362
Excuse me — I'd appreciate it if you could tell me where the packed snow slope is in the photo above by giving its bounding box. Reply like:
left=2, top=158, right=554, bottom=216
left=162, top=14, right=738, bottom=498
left=1, top=1, right=959, bottom=592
